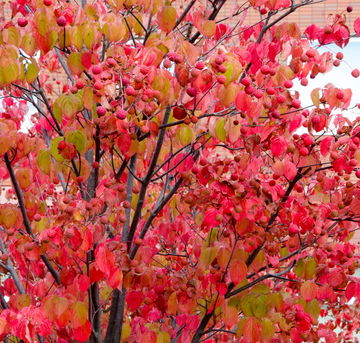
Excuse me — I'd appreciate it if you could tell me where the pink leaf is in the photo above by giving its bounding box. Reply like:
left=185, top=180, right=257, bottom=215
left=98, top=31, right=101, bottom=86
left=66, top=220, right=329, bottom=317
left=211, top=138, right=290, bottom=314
left=284, top=161, right=297, bottom=180
left=320, top=136, right=334, bottom=156
left=354, top=17, right=360, bottom=35
left=270, top=136, right=287, bottom=157
left=345, top=282, right=360, bottom=301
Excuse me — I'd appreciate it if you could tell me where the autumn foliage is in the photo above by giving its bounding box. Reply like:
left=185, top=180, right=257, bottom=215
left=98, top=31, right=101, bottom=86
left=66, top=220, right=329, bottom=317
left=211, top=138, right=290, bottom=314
left=0, top=0, right=359, bottom=342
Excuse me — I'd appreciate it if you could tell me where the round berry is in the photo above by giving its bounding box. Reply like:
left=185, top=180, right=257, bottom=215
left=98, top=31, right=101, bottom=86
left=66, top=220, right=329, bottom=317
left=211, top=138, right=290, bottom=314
left=56, top=16, right=67, bottom=27
left=17, top=17, right=28, bottom=27
left=96, top=106, right=107, bottom=117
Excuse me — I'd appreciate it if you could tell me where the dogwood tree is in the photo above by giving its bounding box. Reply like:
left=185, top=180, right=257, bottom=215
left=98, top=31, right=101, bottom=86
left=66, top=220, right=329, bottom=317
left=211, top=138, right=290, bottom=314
left=0, top=0, right=359, bottom=342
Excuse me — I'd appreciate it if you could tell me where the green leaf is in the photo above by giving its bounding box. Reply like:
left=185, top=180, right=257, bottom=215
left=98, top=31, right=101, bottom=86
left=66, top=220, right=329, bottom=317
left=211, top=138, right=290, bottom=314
left=240, top=294, right=255, bottom=317
left=305, top=299, right=320, bottom=320
left=261, top=318, right=275, bottom=340
left=177, top=126, right=194, bottom=146
left=66, top=130, right=86, bottom=153
left=4, top=62, right=19, bottom=84
left=304, top=257, right=317, bottom=280
left=25, top=63, right=39, bottom=84
left=215, top=118, right=227, bottom=143
left=251, top=295, right=268, bottom=318
left=50, top=137, right=65, bottom=162
left=36, top=150, right=51, bottom=175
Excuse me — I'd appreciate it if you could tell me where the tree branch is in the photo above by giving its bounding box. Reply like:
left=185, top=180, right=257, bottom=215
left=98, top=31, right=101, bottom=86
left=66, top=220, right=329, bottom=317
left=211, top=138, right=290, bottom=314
left=4, top=153, right=61, bottom=285
left=126, top=106, right=171, bottom=252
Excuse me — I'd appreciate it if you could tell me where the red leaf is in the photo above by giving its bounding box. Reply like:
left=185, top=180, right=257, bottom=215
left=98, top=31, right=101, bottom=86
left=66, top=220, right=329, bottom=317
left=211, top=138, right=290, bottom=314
left=77, top=275, right=90, bottom=292
left=126, top=291, right=143, bottom=311
left=73, top=320, right=91, bottom=342
left=229, top=260, right=247, bottom=284
left=81, top=52, right=93, bottom=69
left=95, top=245, right=115, bottom=278
left=354, top=17, right=360, bottom=35
left=270, top=136, right=287, bottom=157
left=243, top=317, right=261, bottom=343
left=289, top=114, right=302, bottom=132
left=320, top=136, right=334, bottom=156
left=345, top=282, right=360, bottom=301
left=284, top=161, right=297, bottom=180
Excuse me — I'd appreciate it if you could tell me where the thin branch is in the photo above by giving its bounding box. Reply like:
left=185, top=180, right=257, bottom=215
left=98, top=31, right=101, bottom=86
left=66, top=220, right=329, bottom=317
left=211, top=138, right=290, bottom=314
left=174, top=0, right=196, bottom=30
left=130, top=176, right=183, bottom=259
left=4, top=153, right=61, bottom=285
left=126, top=106, right=171, bottom=252
left=225, top=260, right=296, bottom=298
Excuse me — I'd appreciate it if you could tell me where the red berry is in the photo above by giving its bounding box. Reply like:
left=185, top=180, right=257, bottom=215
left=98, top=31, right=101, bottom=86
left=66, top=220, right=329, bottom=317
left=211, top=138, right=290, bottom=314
left=92, top=65, right=102, bottom=75
left=266, top=87, right=275, bottom=95
left=56, top=16, right=67, bottom=27
left=217, top=75, right=227, bottom=84
left=94, top=81, right=103, bottom=90
left=284, top=80, right=293, bottom=88
left=276, top=94, right=286, bottom=104
left=333, top=59, right=341, bottom=67
left=336, top=52, right=344, bottom=60
left=260, top=8, right=267, bottom=15
left=116, top=109, right=127, bottom=120
left=76, top=79, right=85, bottom=89
left=106, top=58, right=116, bottom=67
left=58, top=140, right=66, bottom=150
left=241, top=76, right=251, bottom=87
left=356, top=170, right=360, bottom=178
left=300, top=78, right=308, bottom=86
left=123, top=200, right=131, bottom=208
left=34, top=214, right=42, bottom=222
left=336, top=91, right=344, bottom=100
left=346, top=6, right=353, bottom=12
left=70, top=86, right=78, bottom=94
left=76, top=176, right=84, bottom=183
left=17, top=17, right=28, bottom=27
left=186, top=87, right=197, bottom=97
left=92, top=162, right=99, bottom=169
left=351, top=69, right=360, bottom=78
left=254, top=90, right=263, bottom=99
left=195, top=61, right=205, bottom=70
left=173, top=107, right=187, bottom=120
left=291, top=99, right=301, bottom=109
left=163, top=59, right=172, bottom=69
left=96, top=106, right=107, bottom=116
left=43, top=0, right=52, bottom=5
left=299, top=147, right=309, bottom=156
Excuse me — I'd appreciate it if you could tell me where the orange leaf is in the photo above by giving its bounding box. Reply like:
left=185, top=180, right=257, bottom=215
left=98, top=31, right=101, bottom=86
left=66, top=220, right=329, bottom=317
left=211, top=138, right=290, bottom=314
left=157, top=6, right=176, bottom=34
left=229, top=260, right=247, bottom=284
left=300, top=281, right=318, bottom=301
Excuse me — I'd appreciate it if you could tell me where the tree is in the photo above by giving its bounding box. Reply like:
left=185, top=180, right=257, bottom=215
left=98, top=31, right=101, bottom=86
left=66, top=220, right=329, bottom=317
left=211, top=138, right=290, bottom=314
left=0, top=0, right=359, bottom=342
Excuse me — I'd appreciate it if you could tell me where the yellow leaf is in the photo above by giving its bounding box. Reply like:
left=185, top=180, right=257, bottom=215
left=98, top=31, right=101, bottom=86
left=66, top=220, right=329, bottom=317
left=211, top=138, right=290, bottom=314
left=156, top=331, right=170, bottom=343
left=215, top=118, right=227, bottom=143
left=157, top=6, right=176, bottom=34
left=68, top=52, right=85, bottom=76
left=25, top=63, right=39, bottom=84
left=36, top=150, right=51, bottom=175
left=199, top=247, right=218, bottom=267
left=200, top=20, right=216, bottom=38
